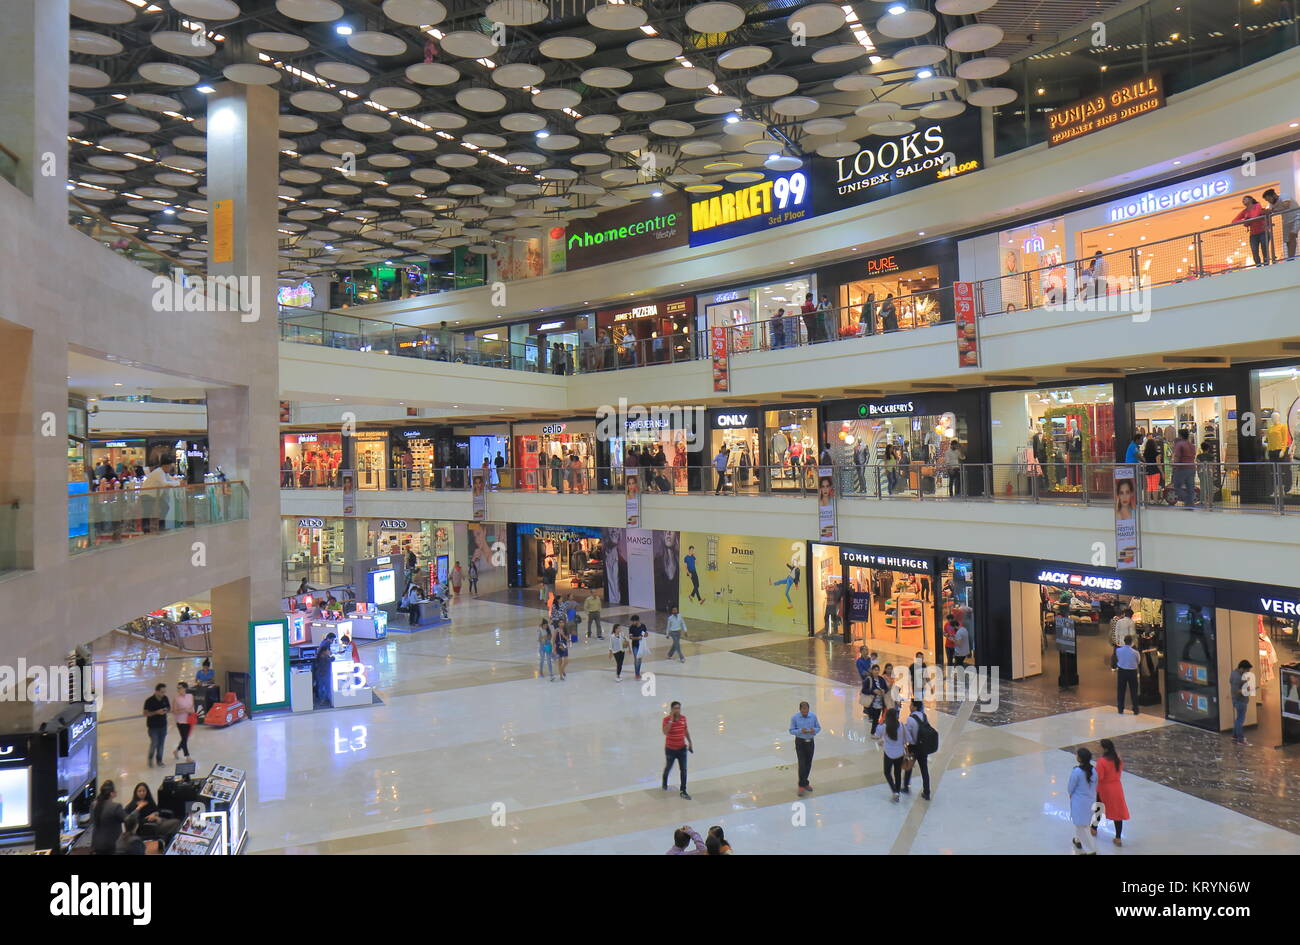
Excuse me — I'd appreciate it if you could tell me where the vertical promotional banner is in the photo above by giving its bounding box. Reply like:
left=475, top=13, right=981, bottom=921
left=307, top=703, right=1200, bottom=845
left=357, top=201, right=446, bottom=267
left=1113, top=465, right=1141, bottom=568
left=248, top=619, right=290, bottom=711
left=211, top=198, right=233, bottom=264
left=471, top=469, right=487, bottom=521
left=1054, top=615, right=1077, bottom=654
left=710, top=325, right=730, bottom=392
left=626, top=529, right=656, bottom=610
left=341, top=469, right=356, bottom=517
left=625, top=475, right=641, bottom=527
left=817, top=466, right=837, bottom=540
left=954, top=281, right=979, bottom=368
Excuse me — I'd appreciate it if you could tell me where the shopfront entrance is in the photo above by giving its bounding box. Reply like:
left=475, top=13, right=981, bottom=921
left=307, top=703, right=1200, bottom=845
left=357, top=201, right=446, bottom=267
left=596, top=297, right=694, bottom=367
left=351, top=431, right=390, bottom=490
left=283, top=516, right=347, bottom=585
left=990, top=382, right=1116, bottom=498
left=603, top=409, right=702, bottom=494
left=1215, top=583, right=1300, bottom=747
left=707, top=407, right=761, bottom=494
left=1125, top=370, right=1237, bottom=506
left=512, top=420, right=597, bottom=493
left=282, top=432, right=343, bottom=488
left=510, top=523, right=605, bottom=595
left=698, top=276, right=815, bottom=352
left=763, top=405, right=821, bottom=493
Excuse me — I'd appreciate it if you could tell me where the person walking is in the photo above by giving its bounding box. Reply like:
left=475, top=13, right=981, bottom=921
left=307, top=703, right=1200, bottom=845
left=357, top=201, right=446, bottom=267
left=467, top=559, right=479, bottom=596
left=608, top=623, right=628, bottom=680
left=860, top=291, right=876, bottom=336
left=143, top=683, right=170, bottom=767
left=799, top=292, right=818, bottom=344
left=862, top=663, right=888, bottom=728
left=628, top=615, right=647, bottom=679
left=1068, top=747, right=1099, bottom=854
left=171, top=681, right=195, bottom=761
left=770, top=307, right=786, bottom=349
left=553, top=622, right=570, bottom=681
left=563, top=594, right=579, bottom=643
left=584, top=591, right=603, bottom=639
left=1094, top=738, right=1130, bottom=847
left=790, top=701, right=821, bottom=795
left=684, top=544, right=703, bottom=603
left=537, top=620, right=556, bottom=681
left=666, top=606, right=688, bottom=663
left=880, top=293, right=898, bottom=333
left=952, top=620, right=972, bottom=667
left=713, top=445, right=730, bottom=495
left=946, top=439, right=965, bottom=497
left=1229, top=659, right=1255, bottom=744
left=662, top=701, right=693, bottom=799
left=875, top=707, right=907, bottom=802
left=450, top=561, right=464, bottom=598
left=1115, top=634, right=1140, bottom=715
left=903, top=699, right=936, bottom=800
left=1171, top=429, right=1197, bottom=507
left=822, top=578, right=843, bottom=639
left=541, top=559, right=557, bottom=603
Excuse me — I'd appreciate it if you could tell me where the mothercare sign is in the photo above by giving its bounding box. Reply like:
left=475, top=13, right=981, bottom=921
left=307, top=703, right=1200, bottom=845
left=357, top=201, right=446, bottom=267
left=564, top=192, right=689, bottom=270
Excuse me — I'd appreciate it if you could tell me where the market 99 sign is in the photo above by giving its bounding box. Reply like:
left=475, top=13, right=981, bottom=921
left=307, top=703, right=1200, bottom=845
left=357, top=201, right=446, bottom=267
left=689, top=169, right=813, bottom=247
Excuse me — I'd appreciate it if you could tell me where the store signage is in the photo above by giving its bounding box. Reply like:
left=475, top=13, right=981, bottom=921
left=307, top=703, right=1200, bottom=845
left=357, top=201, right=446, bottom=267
left=67, top=714, right=96, bottom=744
left=186, top=449, right=204, bottom=458
left=858, top=401, right=914, bottom=417
left=1047, top=73, right=1165, bottom=148
left=0, top=735, right=29, bottom=762
left=711, top=290, right=743, bottom=304
left=626, top=417, right=671, bottom=430
left=841, top=549, right=931, bottom=572
left=1036, top=569, right=1124, bottom=591
left=1106, top=176, right=1232, bottom=224
left=1261, top=597, right=1300, bottom=617
left=537, top=321, right=565, bottom=331
left=712, top=411, right=754, bottom=429
left=298, top=518, right=325, bottom=528
left=814, top=113, right=981, bottom=212
left=1140, top=380, right=1217, bottom=398
left=565, top=193, right=690, bottom=270
left=376, top=556, right=391, bottom=565
left=297, top=434, right=318, bottom=443
left=540, top=423, right=567, bottom=435
left=376, top=520, right=409, bottom=530
left=689, top=169, right=812, bottom=247
left=866, top=255, right=900, bottom=275
left=277, top=280, right=315, bottom=308
left=104, top=441, right=130, bottom=448
left=1023, top=236, right=1045, bottom=254
left=401, top=430, right=424, bottom=438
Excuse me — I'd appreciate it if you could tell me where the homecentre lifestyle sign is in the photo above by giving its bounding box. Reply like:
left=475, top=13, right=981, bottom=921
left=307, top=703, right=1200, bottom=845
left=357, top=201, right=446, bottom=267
left=564, top=192, right=689, bottom=270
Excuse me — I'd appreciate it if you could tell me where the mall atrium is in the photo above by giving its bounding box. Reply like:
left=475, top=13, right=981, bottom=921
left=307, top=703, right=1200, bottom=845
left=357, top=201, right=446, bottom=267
left=1, top=0, right=1299, bottom=873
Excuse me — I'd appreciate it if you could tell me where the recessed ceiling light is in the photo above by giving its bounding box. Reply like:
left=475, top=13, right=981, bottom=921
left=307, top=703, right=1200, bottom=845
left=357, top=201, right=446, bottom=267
left=918, top=231, right=925, bottom=236
left=651, top=190, right=663, bottom=197
left=535, top=129, right=550, bottom=138
left=917, top=69, right=933, bottom=79
left=196, top=85, right=215, bottom=95
left=335, top=23, right=353, bottom=36
left=725, top=114, right=740, bottom=124
left=888, top=4, right=906, bottom=14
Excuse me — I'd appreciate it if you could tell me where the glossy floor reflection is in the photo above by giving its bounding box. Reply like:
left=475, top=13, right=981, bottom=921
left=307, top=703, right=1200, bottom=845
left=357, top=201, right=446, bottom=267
left=88, top=594, right=1300, bottom=855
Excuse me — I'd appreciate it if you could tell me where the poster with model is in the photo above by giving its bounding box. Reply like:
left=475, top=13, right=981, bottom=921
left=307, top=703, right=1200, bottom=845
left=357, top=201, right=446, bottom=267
left=625, top=474, right=641, bottom=527
left=341, top=469, right=355, bottom=517
left=817, top=466, right=836, bottom=540
left=653, top=530, right=681, bottom=614
left=678, top=531, right=807, bottom=633
left=462, top=521, right=508, bottom=595
left=471, top=469, right=487, bottom=521
left=1113, top=465, right=1141, bottom=569
left=601, top=527, right=627, bottom=606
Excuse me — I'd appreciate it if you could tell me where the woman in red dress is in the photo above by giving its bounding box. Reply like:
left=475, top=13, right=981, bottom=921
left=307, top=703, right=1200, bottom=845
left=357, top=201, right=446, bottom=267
left=1093, top=737, right=1131, bottom=847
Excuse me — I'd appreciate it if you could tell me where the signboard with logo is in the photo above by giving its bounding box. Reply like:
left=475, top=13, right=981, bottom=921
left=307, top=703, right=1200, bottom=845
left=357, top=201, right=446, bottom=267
left=710, top=409, right=757, bottom=429
left=689, top=168, right=813, bottom=247
left=1125, top=370, right=1232, bottom=402
left=954, top=281, right=979, bottom=368
left=277, top=280, right=315, bottom=308
left=1035, top=569, right=1126, bottom=591
left=1047, top=73, right=1165, bottom=148
left=375, top=519, right=409, bottom=530
left=248, top=619, right=290, bottom=712
left=710, top=326, right=730, bottom=392
left=812, top=112, right=981, bottom=213
left=565, top=192, right=689, bottom=270
left=298, top=517, right=325, bottom=529
left=839, top=547, right=935, bottom=574
left=1105, top=174, right=1232, bottom=224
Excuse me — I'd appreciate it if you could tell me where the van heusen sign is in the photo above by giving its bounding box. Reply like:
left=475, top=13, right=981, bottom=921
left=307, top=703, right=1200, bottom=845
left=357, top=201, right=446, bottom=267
left=689, top=168, right=813, bottom=247
left=1047, top=73, right=1165, bottom=148
left=564, top=192, right=689, bottom=270
left=1124, top=370, right=1232, bottom=403
left=812, top=112, right=981, bottom=212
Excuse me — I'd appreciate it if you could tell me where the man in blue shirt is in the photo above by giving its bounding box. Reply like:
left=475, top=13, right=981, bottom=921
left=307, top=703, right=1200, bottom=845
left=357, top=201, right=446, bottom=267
left=1115, top=634, right=1141, bottom=715
left=1124, top=432, right=1143, bottom=465
left=789, top=701, right=822, bottom=795
left=854, top=647, right=873, bottom=682
left=684, top=545, right=702, bottom=603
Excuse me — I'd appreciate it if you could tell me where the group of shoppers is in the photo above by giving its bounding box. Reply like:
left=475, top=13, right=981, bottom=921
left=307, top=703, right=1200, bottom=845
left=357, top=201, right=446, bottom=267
left=1232, top=189, right=1299, bottom=267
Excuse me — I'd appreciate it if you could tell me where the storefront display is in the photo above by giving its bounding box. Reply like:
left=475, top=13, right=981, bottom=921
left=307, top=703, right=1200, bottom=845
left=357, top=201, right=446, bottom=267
left=90, top=438, right=147, bottom=476
left=283, top=516, right=347, bottom=584
left=468, top=432, right=510, bottom=487
left=0, top=708, right=98, bottom=851
left=764, top=406, right=821, bottom=493
left=351, top=431, right=390, bottom=490
left=363, top=518, right=450, bottom=563
left=281, top=432, right=343, bottom=488
left=1125, top=369, right=1238, bottom=506
left=1214, top=582, right=1300, bottom=746
left=595, top=297, right=694, bottom=367
left=511, top=420, right=597, bottom=493
left=822, top=242, right=958, bottom=336
left=565, top=192, right=689, bottom=269
left=677, top=532, right=807, bottom=634
left=697, top=276, right=815, bottom=352
left=998, top=217, right=1067, bottom=311
left=990, top=383, right=1116, bottom=496
left=511, top=523, right=605, bottom=593
left=604, top=408, right=701, bottom=493
left=708, top=408, right=762, bottom=494
left=388, top=425, right=454, bottom=489
left=1249, top=363, right=1299, bottom=506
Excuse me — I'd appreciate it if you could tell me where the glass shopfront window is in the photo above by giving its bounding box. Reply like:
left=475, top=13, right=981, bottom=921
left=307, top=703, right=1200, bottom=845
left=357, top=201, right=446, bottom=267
left=998, top=217, right=1066, bottom=312
left=708, top=408, right=761, bottom=494
left=282, top=432, right=343, bottom=488
left=838, top=260, right=941, bottom=335
left=764, top=407, right=820, bottom=493
left=1126, top=371, right=1238, bottom=507
left=284, top=516, right=347, bottom=584
left=352, top=431, right=389, bottom=491
left=699, top=277, right=814, bottom=352
left=824, top=396, right=969, bottom=497
left=1251, top=364, right=1299, bottom=503
left=595, top=298, right=693, bottom=367
left=990, top=384, right=1115, bottom=497
left=608, top=415, right=697, bottom=494
left=512, top=421, right=597, bottom=493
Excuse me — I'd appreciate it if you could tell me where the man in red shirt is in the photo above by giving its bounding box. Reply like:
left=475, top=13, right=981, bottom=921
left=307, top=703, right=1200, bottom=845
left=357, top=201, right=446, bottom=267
left=1170, top=428, right=1198, bottom=507
left=661, top=701, right=694, bottom=799
left=799, top=292, right=818, bottom=345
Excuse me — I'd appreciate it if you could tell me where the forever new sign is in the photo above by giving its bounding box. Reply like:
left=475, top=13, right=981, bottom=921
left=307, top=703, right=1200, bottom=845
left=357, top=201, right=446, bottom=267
left=565, top=192, right=689, bottom=270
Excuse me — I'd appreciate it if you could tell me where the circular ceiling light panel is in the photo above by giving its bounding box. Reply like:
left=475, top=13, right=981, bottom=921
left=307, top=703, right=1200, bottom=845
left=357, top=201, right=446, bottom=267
left=966, top=86, right=1017, bottom=106
left=368, top=153, right=411, bottom=168
left=68, top=93, right=96, bottom=112
left=456, top=87, right=507, bottom=112
left=581, top=67, right=634, bottom=89
left=539, top=168, right=578, bottom=180
left=539, top=36, right=595, bottom=59
left=956, top=56, right=1010, bottom=80
left=587, top=2, right=648, bottom=30
left=650, top=119, right=695, bottom=137
left=816, top=141, right=858, bottom=158
left=743, top=139, right=783, bottom=155
left=481, top=195, right=517, bottom=208
left=695, top=95, right=742, bottom=114
left=803, top=117, right=847, bottom=136
left=223, top=63, right=281, bottom=84
left=716, top=45, right=771, bottom=70
left=746, top=73, right=798, bottom=97
left=322, top=183, right=361, bottom=195
left=159, top=154, right=205, bottom=171
left=854, top=101, right=898, bottom=120
left=571, top=152, right=611, bottom=166
left=382, top=0, right=447, bottom=26
left=606, top=133, right=649, bottom=152
left=868, top=120, right=916, bottom=136
left=436, top=153, right=478, bottom=168
left=275, top=0, right=343, bottom=21
left=248, top=31, right=309, bottom=53
left=893, top=44, right=949, bottom=68
left=771, top=96, right=819, bottom=117
left=88, top=155, right=136, bottom=171
left=106, top=113, right=160, bottom=133
left=420, top=111, right=468, bottom=129
left=722, top=118, right=765, bottom=137
left=788, top=3, right=846, bottom=37
left=505, top=183, right=541, bottom=196
left=685, top=1, right=745, bottom=33
left=945, top=23, right=1004, bottom=52
left=601, top=168, right=639, bottom=184
left=533, top=88, right=583, bottom=109
left=281, top=169, right=322, bottom=184
left=405, top=62, right=459, bottom=85
left=348, top=31, right=407, bottom=56
left=502, top=112, right=548, bottom=132
left=575, top=113, right=620, bottom=134
left=68, top=119, right=85, bottom=134
left=71, top=0, right=136, bottom=23
left=316, top=61, right=370, bottom=84
left=628, top=38, right=682, bottom=61
left=493, top=63, right=546, bottom=88
left=936, top=0, right=996, bottom=13
left=833, top=72, right=885, bottom=92
left=617, top=91, right=665, bottom=111
left=394, top=134, right=438, bottom=151
left=150, top=30, right=216, bottom=56
left=138, top=62, right=201, bottom=86
left=278, top=114, right=318, bottom=133
left=411, top=168, right=451, bottom=184
left=99, top=135, right=149, bottom=153
left=83, top=173, right=126, bottom=185
left=447, top=183, right=486, bottom=196
left=485, top=0, right=548, bottom=25
left=876, top=9, right=936, bottom=39
left=440, top=31, right=496, bottom=58
left=813, top=44, right=867, bottom=63
left=70, top=64, right=111, bottom=88
left=536, top=133, right=579, bottom=150
left=920, top=99, right=966, bottom=119
left=684, top=184, right=723, bottom=194
left=291, top=90, right=343, bottom=112
left=109, top=212, right=148, bottom=223
left=909, top=75, right=959, bottom=95
left=679, top=139, right=722, bottom=156
left=171, top=0, right=239, bottom=18
left=371, top=86, right=422, bottom=110
left=766, top=155, right=802, bottom=171
left=343, top=113, right=390, bottom=133
left=72, top=187, right=116, bottom=202
left=665, top=66, right=716, bottom=90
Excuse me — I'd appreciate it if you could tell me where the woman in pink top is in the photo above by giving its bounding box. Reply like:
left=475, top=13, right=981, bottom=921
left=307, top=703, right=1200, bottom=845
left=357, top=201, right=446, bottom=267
left=172, top=682, right=195, bottom=760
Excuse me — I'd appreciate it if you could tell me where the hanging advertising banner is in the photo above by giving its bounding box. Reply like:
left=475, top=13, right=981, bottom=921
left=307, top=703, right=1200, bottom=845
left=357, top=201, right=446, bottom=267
left=689, top=168, right=813, bottom=247
left=625, top=474, right=641, bottom=527
left=471, top=469, right=487, bottom=521
left=1054, top=615, right=1077, bottom=654
left=1047, top=73, right=1165, bottom=148
left=812, top=112, right=981, bottom=213
left=211, top=199, right=233, bottom=264
left=817, top=466, right=837, bottom=541
left=340, top=468, right=356, bottom=517
left=1114, top=465, right=1141, bottom=569
left=954, top=280, right=979, bottom=367
left=626, top=529, right=656, bottom=610
left=710, top=325, right=730, bottom=392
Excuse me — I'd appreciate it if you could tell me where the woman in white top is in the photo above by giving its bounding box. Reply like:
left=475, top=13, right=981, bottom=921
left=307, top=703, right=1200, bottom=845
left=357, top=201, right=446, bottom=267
left=874, top=708, right=908, bottom=802
left=608, top=624, right=628, bottom=681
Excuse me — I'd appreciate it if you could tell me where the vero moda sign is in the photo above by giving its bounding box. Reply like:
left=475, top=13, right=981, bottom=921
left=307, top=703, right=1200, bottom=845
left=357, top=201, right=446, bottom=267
left=564, top=191, right=690, bottom=270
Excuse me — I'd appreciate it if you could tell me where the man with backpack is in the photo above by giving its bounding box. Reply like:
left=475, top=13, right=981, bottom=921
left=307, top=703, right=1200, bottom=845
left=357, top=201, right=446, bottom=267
left=904, top=699, right=938, bottom=801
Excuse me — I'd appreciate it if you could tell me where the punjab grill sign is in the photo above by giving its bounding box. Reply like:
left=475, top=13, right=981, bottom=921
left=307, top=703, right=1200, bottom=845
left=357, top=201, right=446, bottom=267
left=1047, top=74, right=1165, bottom=147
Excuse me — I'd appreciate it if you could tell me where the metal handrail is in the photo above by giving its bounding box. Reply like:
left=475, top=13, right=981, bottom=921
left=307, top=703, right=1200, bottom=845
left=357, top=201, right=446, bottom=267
left=67, top=195, right=204, bottom=280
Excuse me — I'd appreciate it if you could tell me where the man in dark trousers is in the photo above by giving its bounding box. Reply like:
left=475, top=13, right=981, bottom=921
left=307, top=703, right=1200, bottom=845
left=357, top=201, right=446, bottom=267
left=662, top=701, right=694, bottom=800
left=143, top=683, right=170, bottom=767
left=1115, top=634, right=1141, bottom=715
left=789, top=701, right=821, bottom=796
left=903, top=699, right=935, bottom=800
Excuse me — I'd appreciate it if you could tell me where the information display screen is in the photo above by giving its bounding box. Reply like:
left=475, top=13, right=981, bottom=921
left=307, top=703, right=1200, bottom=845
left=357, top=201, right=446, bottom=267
left=249, top=620, right=289, bottom=710
left=0, top=767, right=32, bottom=829
left=370, top=568, right=396, bottom=605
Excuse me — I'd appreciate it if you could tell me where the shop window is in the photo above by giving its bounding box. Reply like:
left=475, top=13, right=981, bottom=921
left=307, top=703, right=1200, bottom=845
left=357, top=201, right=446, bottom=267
left=990, top=385, right=1115, bottom=497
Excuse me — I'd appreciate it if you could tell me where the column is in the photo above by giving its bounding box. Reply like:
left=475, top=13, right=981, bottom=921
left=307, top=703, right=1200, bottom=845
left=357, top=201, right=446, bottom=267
left=0, top=0, right=69, bottom=209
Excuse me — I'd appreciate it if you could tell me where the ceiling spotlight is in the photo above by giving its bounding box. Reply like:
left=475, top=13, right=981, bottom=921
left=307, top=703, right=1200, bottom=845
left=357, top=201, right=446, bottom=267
left=163, top=208, right=175, bottom=215
left=651, top=190, right=663, bottom=197
left=888, top=4, right=906, bottom=14
left=725, top=113, right=740, bottom=124
left=196, top=85, right=215, bottom=95
left=335, top=23, right=353, bottom=35
left=869, top=55, right=883, bottom=64
left=535, top=129, right=550, bottom=138
left=916, top=69, right=933, bottom=79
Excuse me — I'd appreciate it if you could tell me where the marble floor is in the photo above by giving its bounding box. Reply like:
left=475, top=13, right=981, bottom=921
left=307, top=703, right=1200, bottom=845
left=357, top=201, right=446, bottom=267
left=87, top=594, right=1300, bottom=855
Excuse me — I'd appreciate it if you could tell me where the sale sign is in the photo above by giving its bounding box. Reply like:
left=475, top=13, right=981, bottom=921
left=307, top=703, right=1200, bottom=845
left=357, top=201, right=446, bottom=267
left=710, top=325, right=730, bottom=392
left=954, top=281, right=979, bottom=368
